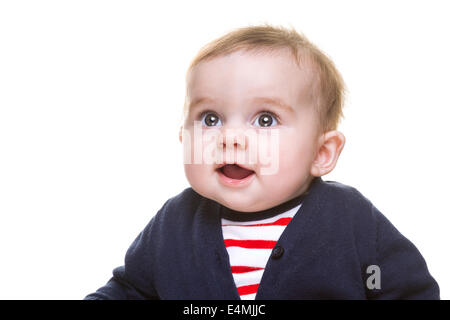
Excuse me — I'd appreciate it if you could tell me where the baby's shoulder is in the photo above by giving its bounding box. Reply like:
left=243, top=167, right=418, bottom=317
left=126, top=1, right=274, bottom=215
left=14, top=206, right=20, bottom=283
left=313, top=178, right=382, bottom=228
left=162, top=187, right=203, bottom=210
left=151, top=187, right=207, bottom=223
left=314, top=178, right=375, bottom=210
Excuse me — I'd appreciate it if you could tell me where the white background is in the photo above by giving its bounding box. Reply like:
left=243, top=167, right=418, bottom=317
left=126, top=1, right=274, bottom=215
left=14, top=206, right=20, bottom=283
left=0, top=0, right=449, bottom=299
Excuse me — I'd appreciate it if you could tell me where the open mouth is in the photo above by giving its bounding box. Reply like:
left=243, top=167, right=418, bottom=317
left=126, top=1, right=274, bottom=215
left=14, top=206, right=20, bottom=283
left=216, top=164, right=255, bottom=180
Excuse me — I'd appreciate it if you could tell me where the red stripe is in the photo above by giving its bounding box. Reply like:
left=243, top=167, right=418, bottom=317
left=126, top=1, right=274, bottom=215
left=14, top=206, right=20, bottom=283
left=222, top=217, right=292, bottom=227
left=224, top=239, right=276, bottom=249
left=237, top=284, right=259, bottom=296
left=231, top=266, right=264, bottom=274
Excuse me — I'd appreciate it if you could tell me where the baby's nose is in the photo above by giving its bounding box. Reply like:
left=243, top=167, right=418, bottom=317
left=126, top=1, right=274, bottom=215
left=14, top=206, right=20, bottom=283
left=218, top=128, right=249, bottom=150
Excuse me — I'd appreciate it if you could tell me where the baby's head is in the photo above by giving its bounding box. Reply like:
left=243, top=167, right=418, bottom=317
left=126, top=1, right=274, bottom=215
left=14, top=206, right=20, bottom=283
left=179, top=24, right=346, bottom=212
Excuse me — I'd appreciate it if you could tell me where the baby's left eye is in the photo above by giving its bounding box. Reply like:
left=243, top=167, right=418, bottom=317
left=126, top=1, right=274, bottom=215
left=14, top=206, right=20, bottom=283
left=253, top=112, right=278, bottom=127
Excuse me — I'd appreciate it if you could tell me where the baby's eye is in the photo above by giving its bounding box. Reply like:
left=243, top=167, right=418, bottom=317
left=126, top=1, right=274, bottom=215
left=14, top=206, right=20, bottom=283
left=253, top=112, right=278, bottom=127
left=200, top=111, right=222, bottom=127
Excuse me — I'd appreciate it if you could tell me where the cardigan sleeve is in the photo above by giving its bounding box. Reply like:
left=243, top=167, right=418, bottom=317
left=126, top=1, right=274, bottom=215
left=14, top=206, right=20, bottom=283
left=367, top=205, right=440, bottom=300
left=84, top=216, right=159, bottom=300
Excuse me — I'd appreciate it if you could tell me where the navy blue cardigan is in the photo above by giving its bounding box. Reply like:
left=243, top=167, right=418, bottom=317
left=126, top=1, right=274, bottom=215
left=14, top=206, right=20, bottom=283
left=85, top=177, right=439, bottom=299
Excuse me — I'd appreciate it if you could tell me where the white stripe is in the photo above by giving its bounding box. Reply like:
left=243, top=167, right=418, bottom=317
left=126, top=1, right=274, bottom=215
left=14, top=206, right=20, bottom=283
left=222, top=225, right=289, bottom=241
left=232, top=269, right=265, bottom=288
left=240, top=293, right=257, bottom=300
left=226, top=247, right=273, bottom=269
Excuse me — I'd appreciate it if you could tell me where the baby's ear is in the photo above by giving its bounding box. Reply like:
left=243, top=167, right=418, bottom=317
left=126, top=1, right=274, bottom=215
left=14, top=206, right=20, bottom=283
left=310, top=130, right=346, bottom=177
left=179, top=126, right=183, bottom=143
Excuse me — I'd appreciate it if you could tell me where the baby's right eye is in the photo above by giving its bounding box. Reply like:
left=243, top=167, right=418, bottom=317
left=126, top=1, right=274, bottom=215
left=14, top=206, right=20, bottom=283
left=200, top=112, right=222, bottom=127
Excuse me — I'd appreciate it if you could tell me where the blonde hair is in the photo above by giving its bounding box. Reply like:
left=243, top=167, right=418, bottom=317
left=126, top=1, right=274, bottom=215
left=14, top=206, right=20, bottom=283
left=183, top=24, right=346, bottom=133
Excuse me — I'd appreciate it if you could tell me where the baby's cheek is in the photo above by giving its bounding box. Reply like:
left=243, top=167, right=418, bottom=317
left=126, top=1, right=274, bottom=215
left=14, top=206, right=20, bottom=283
left=254, top=130, right=280, bottom=171
left=184, top=164, right=209, bottom=190
left=277, top=137, right=313, bottom=175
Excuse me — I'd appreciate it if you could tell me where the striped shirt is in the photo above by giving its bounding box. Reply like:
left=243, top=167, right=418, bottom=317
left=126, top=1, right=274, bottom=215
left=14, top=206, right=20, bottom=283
left=220, top=194, right=305, bottom=300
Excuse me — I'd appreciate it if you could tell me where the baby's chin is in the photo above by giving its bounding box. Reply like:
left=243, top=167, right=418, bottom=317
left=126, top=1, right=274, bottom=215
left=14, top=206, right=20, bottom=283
left=209, top=191, right=275, bottom=213
left=189, top=183, right=258, bottom=212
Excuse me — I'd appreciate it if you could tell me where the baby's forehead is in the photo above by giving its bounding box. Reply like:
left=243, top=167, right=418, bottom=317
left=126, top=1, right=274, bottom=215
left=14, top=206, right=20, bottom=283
left=186, top=49, right=317, bottom=107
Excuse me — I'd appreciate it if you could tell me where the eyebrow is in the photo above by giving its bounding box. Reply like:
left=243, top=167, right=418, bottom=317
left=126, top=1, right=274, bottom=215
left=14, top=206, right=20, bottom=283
left=188, top=96, right=216, bottom=111
left=251, top=97, right=295, bottom=113
left=188, top=96, right=295, bottom=113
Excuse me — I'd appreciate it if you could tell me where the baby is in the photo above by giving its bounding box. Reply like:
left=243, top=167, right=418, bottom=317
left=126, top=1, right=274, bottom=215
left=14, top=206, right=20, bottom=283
left=85, top=24, right=439, bottom=300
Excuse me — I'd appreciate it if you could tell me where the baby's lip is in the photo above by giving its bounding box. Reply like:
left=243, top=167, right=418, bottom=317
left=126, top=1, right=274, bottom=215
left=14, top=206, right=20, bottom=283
left=215, top=162, right=255, bottom=173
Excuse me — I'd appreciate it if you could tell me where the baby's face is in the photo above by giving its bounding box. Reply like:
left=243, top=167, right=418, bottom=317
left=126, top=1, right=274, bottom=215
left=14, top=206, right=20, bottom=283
left=181, top=49, right=322, bottom=212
